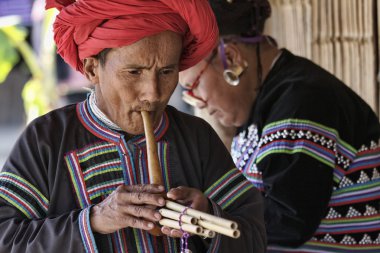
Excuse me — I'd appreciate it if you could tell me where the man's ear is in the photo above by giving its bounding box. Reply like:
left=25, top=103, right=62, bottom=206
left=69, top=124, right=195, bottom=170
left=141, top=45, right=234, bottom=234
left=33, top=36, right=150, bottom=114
left=83, top=57, right=100, bottom=84
left=222, top=43, right=246, bottom=68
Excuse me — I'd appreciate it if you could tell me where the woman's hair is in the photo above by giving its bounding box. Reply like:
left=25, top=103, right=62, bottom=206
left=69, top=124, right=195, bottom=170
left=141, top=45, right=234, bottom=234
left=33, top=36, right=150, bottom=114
left=209, top=0, right=271, bottom=37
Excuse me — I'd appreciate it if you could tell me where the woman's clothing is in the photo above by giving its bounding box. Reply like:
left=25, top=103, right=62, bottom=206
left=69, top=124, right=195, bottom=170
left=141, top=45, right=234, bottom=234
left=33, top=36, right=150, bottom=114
left=232, top=49, right=380, bottom=252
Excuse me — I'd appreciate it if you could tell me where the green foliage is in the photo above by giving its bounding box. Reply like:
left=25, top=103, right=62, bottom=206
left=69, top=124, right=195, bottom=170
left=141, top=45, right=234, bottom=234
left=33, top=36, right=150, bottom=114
left=0, top=28, right=21, bottom=83
left=22, top=77, right=49, bottom=123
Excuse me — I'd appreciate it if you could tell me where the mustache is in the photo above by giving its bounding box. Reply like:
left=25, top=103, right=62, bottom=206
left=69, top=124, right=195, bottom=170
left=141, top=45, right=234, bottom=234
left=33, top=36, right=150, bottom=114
left=134, top=100, right=162, bottom=112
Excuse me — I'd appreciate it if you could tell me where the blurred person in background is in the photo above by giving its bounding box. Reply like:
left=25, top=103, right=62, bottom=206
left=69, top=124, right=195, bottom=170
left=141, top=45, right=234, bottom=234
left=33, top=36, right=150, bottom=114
left=179, top=0, right=380, bottom=252
left=0, top=0, right=266, bottom=252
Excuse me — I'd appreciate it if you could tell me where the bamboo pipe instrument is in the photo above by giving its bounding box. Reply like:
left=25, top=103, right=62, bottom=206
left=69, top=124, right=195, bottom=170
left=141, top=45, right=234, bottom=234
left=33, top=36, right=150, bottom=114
left=141, top=111, right=164, bottom=185
left=141, top=111, right=240, bottom=239
left=141, top=111, right=164, bottom=236
left=166, top=200, right=238, bottom=230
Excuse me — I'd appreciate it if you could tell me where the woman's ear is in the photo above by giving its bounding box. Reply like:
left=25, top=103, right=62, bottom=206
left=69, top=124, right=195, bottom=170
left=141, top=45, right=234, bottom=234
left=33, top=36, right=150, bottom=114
left=83, top=57, right=100, bottom=84
left=221, top=43, right=248, bottom=86
left=222, top=43, right=246, bottom=68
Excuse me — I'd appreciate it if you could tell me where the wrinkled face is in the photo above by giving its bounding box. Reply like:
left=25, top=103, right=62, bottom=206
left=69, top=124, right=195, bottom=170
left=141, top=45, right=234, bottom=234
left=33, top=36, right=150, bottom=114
left=85, top=31, right=182, bottom=135
left=179, top=53, right=253, bottom=128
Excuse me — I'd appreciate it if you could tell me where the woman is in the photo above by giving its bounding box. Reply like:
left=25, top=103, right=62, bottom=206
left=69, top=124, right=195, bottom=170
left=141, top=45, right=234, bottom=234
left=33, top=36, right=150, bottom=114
left=179, top=0, right=380, bottom=252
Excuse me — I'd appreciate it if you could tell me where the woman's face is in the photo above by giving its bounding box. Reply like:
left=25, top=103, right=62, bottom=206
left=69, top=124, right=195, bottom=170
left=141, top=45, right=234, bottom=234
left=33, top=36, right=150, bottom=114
left=179, top=51, right=254, bottom=128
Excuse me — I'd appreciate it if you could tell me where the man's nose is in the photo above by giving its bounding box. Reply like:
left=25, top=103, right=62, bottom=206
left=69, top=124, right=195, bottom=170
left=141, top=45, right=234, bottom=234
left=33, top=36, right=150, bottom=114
left=140, top=74, right=160, bottom=102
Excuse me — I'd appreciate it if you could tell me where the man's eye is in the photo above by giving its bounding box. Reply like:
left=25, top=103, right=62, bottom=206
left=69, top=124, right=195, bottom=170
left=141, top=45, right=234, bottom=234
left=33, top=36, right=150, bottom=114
left=128, top=69, right=142, bottom=75
left=160, top=69, right=174, bottom=75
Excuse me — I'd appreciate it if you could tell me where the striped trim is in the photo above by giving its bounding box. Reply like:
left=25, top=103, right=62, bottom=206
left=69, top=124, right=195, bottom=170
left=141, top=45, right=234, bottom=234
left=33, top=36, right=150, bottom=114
left=262, top=119, right=356, bottom=156
left=163, top=236, right=178, bottom=253
left=252, top=119, right=358, bottom=186
left=83, top=159, right=122, bottom=181
left=205, top=168, right=254, bottom=209
left=268, top=241, right=380, bottom=253
left=316, top=214, right=380, bottom=234
left=120, top=140, right=137, bottom=185
left=79, top=207, right=98, bottom=253
left=78, top=143, right=119, bottom=163
left=111, top=229, right=128, bottom=253
left=65, top=152, right=91, bottom=208
left=132, top=112, right=169, bottom=146
left=87, top=179, right=124, bottom=200
left=207, top=200, right=222, bottom=253
left=257, top=139, right=336, bottom=168
left=257, top=119, right=357, bottom=169
left=0, top=172, right=49, bottom=216
left=0, top=187, right=39, bottom=218
left=348, top=148, right=380, bottom=174
left=77, top=101, right=121, bottom=143
left=77, top=100, right=170, bottom=146
left=330, top=179, right=380, bottom=206
left=158, top=141, right=171, bottom=191
left=133, top=229, right=144, bottom=253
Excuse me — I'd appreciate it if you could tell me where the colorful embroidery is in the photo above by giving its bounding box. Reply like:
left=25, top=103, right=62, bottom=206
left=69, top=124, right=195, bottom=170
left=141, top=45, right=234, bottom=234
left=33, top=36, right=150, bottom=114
left=205, top=168, right=254, bottom=210
left=79, top=207, right=98, bottom=253
left=233, top=119, right=380, bottom=252
left=0, top=172, right=49, bottom=218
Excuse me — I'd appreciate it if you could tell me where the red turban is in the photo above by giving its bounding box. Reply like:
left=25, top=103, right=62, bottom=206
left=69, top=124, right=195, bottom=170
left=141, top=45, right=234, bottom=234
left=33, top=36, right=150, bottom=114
left=45, top=0, right=219, bottom=73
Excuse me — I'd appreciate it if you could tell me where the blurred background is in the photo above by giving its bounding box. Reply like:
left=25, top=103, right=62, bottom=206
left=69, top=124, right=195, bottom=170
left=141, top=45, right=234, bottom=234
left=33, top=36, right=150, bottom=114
left=0, top=0, right=379, bottom=167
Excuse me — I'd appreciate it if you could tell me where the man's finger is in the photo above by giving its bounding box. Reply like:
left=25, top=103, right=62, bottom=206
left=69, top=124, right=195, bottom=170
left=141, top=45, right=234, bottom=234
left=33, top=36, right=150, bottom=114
left=166, top=186, right=193, bottom=201
left=119, top=215, right=156, bottom=231
left=115, top=191, right=165, bottom=206
left=122, top=204, right=162, bottom=222
left=121, top=184, right=165, bottom=193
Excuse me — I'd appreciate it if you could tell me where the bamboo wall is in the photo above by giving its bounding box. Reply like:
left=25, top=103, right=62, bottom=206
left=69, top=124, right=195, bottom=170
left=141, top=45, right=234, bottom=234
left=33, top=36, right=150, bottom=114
left=265, top=0, right=379, bottom=114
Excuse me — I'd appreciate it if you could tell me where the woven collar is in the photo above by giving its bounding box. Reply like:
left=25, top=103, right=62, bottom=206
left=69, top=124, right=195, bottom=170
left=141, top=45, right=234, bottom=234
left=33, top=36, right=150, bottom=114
left=77, top=99, right=169, bottom=146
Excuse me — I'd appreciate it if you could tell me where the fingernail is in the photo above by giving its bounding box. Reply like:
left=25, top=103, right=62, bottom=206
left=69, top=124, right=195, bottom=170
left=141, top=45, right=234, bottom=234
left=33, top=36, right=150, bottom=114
left=154, top=212, right=161, bottom=220
left=159, top=198, right=165, bottom=205
left=158, top=185, right=164, bottom=191
left=148, top=223, right=154, bottom=228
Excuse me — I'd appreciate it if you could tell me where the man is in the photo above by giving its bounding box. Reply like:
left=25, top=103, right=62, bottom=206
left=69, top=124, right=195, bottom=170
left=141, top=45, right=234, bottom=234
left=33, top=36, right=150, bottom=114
left=0, top=0, right=266, bottom=252
left=179, top=0, right=380, bottom=252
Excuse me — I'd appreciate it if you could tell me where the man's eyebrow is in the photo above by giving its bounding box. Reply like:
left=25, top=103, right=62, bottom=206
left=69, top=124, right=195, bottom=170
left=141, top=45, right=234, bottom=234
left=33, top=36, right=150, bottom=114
left=120, top=64, right=148, bottom=69
left=162, top=64, right=178, bottom=69
left=120, top=63, right=178, bottom=69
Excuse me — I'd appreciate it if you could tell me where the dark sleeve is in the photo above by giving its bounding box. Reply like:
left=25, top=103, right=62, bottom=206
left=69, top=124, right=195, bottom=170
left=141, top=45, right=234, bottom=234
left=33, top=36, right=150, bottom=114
left=256, top=83, right=341, bottom=247
left=0, top=122, right=90, bottom=253
left=200, top=123, right=267, bottom=253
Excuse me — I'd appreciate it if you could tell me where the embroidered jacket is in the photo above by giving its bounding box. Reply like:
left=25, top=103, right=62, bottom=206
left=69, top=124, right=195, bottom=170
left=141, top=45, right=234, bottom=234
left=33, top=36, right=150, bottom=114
left=232, top=49, right=380, bottom=252
left=0, top=102, right=266, bottom=252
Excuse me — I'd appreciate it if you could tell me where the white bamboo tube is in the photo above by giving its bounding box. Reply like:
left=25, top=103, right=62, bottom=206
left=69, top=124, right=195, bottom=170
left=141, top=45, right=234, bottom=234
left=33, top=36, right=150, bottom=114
left=165, top=200, right=238, bottom=230
left=198, top=220, right=240, bottom=239
left=159, top=208, right=198, bottom=225
left=159, top=218, right=203, bottom=234
left=200, top=229, right=216, bottom=239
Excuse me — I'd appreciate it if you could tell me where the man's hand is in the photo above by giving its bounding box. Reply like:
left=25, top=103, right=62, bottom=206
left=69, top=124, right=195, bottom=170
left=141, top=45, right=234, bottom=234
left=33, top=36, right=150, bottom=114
left=90, top=184, right=165, bottom=234
left=161, top=186, right=210, bottom=238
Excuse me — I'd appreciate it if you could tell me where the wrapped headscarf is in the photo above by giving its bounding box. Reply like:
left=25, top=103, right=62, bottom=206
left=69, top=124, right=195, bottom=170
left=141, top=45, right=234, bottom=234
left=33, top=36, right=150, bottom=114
left=45, top=0, right=219, bottom=73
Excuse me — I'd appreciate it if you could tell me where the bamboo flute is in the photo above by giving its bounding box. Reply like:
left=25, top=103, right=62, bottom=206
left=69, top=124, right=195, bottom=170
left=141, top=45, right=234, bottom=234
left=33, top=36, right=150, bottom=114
left=166, top=200, right=238, bottom=230
left=159, top=208, right=198, bottom=225
left=141, top=111, right=164, bottom=185
left=197, top=220, right=240, bottom=239
left=159, top=218, right=203, bottom=235
left=141, top=111, right=164, bottom=236
left=141, top=111, right=240, bottom=239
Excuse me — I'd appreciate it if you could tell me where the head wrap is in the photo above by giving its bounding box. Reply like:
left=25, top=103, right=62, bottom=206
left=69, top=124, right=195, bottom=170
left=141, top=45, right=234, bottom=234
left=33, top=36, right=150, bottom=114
left=209, top=0, right=271, bottom=36
left=45, top=0, right=219, bottom=73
